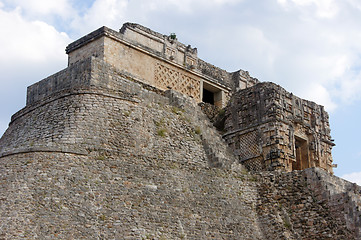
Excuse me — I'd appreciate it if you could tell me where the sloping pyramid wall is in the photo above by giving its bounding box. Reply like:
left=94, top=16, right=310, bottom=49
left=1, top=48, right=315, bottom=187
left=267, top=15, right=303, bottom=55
left=0, top=57, right=359, bottom=239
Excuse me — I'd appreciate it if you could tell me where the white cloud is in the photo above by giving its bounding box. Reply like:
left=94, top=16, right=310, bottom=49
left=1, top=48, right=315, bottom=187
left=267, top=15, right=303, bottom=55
left=3, top=0, right=74, bottom=18
left=0, top=4, right=71, bottom=81
left=201, top=25, right=280, bottom=72
left=347, top=0, right=361, bottom=11
left=103, top=0, right=246, bottom=19
left=70, top=0, right=128, bottom=35
left=278, top=0, right=338, bottom=18
left=0, top=3, right=71, bottom=131
left=302, top=83, right=336, bottom=111
left=341, top=172, right=361, bottom=186
left=231, top=1, right=361, bottom=112
left=332, top=74, right=361, bottom=104
left=212, top=0, right=237, bottom=3
left=0, top=5, right=70, bottom=67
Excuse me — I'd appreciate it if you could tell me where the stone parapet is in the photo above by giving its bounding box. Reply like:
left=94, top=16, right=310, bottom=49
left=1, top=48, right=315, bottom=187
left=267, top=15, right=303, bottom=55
left=197, top=59, right=233, bottom=88
left=65, top=26, right=119, bottom=54
left=26, top=57, right=93, bottom=106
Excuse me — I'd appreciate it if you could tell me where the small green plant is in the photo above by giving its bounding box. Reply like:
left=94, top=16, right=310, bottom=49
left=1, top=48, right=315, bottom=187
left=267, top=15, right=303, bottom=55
left=169, top=162, right=179, bottom=169
left=157, top=128, right=167, bottom=137
left=96, top=155, right=106, bottom=160
left=123, top=110, right=131, bottom=117
left=248, top=175, right=258, bottom=182
left=283, top=219, right=291, bottom=229
left=159, top=235, right=168, bottom=240
left=169, top=33, right=177, bottom=40
left=171, top=106, right=184, bottom=115
left=218, top=108, right=226, bottom=116
left=154, top=118, right=166, bottom=127
left=99, top=214, right=106, bottom=221
left=181, top=115, right=191, bottom=123
left=241, top=169, right=249, bottom=175
left=25, top=159, right=33, bottom=165
left=194, top=126, right=201, bottom=135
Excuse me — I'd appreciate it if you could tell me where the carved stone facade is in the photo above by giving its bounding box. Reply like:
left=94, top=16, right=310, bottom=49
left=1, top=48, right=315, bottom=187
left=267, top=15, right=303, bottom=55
left=0, top=23, right=357, bottom=239
left=37, top=23, right=334, bottom=173
left=154, top=62, right=201, bottom=102
left=65, top=23, right=259, bottom=108
left=223, top=82, right=335, bottom=173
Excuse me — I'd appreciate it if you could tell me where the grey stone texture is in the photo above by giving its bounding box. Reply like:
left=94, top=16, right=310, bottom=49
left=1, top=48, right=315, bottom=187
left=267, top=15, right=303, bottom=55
left=223, top=82, right=334, bottom=173
left=0, top=57, right=263, bottom=239
left=254, top=168, right=361, bottom=239
left=0, top=23, right=360, bottom=239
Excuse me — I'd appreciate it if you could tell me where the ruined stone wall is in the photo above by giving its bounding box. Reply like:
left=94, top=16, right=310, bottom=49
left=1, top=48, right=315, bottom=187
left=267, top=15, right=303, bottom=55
left=120, top=23, right=199, bottom=69
left=3, top=57, right=167, bottom=156
left=223, top=82, right=334, bottom=173
left=65, top=26, right=219, bottom=105
left=232, top=69, right=260, bottom=90
left=0, top=56, right=359, bottom=239
left=103, top=36, right=158, bottom=86
left=67, top=36, right=105, bottom=66
left=0, top=56, right=266, bottom=239
left=2, top=57, right=234, bottom=168
left=120, top=23, right=165, bottom=54
left=255, top=168, right=360, bottom=239
left=26, top=57, right=92, bottom=105
left=197, top=59, right=233, bottom=87
left=304, top=168, right=361, bottom=238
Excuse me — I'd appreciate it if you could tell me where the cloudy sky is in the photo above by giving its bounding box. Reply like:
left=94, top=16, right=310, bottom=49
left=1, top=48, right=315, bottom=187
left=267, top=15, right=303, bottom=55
left=0, top=0, right=360, bottom=183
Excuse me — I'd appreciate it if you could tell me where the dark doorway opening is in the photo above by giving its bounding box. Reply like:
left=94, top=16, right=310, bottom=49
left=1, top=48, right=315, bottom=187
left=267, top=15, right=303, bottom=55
left=202, top=88, right=214, bottom=105
left=292, top=136, right=309, bottom=170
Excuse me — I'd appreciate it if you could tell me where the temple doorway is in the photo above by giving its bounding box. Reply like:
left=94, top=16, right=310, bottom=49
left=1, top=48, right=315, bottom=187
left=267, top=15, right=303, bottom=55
left=202, top=82, right=224, bottom=108
left=292, top=136, right=309, bottom=170
left=202, top=88, right=214, bottom=105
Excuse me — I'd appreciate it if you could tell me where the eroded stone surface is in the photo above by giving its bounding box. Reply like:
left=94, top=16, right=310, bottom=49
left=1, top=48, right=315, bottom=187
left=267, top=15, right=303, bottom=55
left=0, top=23, right=359, bottom=239
left=223, top=82, right=334, bottom=173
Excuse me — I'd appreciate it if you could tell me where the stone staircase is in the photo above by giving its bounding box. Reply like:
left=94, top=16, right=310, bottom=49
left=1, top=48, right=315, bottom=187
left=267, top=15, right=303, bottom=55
left=304, top=168, right=361, bottom=239
left=165, top=90, right=241, bottom=170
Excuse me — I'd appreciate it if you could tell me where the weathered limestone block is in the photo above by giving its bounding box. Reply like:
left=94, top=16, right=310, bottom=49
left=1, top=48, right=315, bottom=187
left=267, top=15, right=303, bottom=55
left=223, top=82, right=334, bottom=173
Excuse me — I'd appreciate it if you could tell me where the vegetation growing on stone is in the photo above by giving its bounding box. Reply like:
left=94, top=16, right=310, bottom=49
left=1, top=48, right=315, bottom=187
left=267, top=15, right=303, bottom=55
left=157, top=128, right=167, bottom=137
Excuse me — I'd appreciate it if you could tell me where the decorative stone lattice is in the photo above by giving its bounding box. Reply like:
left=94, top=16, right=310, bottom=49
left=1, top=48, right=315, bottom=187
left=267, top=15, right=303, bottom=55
left=243, top=156, right=264, bottom=171
left=237, top=131, right=260, bottom=161
left=155, top=62, right=200, bottom=101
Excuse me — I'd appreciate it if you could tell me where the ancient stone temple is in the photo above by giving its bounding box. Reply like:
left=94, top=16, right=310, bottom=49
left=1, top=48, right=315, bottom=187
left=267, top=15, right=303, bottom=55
left=0, top=23, right=360, bottom=239
left=63, top=22, right=334, bottom=174
left=64, top=23, right=258, bottom=108
left=223, top=82, right=335, bottom=173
